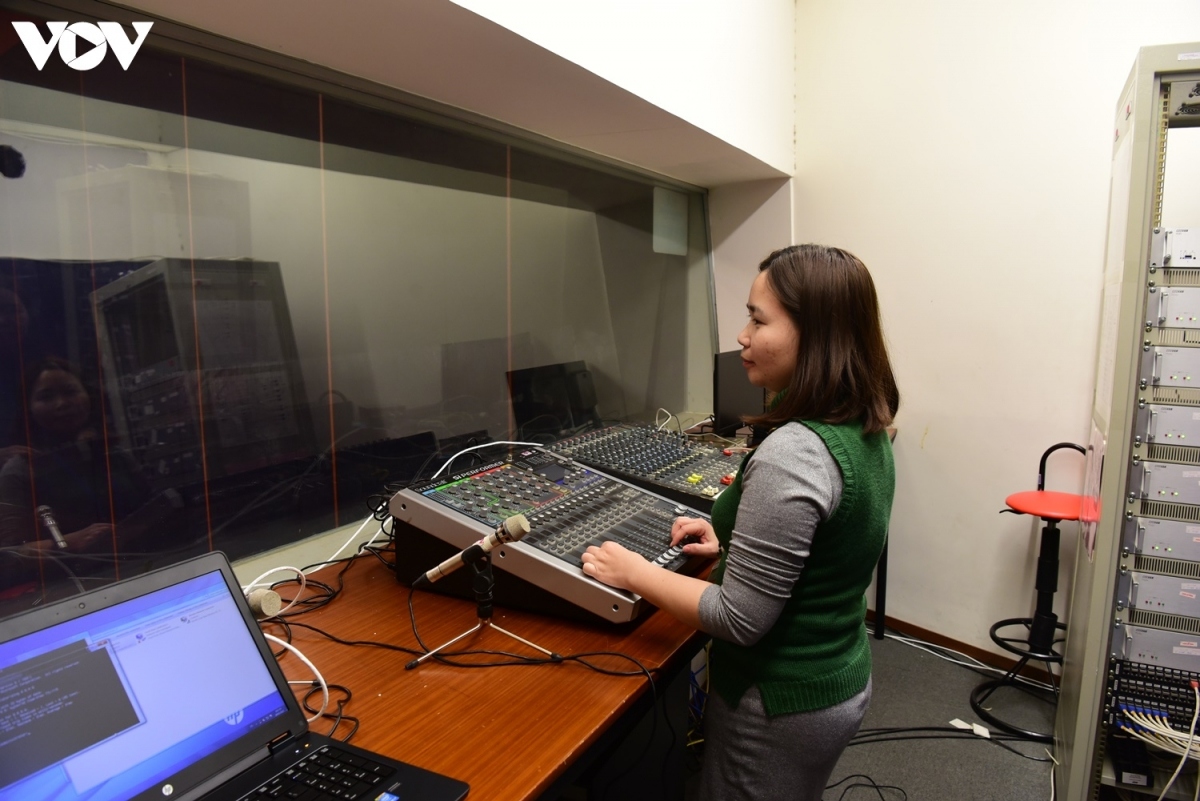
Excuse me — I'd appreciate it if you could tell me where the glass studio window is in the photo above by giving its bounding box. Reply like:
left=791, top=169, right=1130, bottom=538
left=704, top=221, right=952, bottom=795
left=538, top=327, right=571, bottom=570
left=0, top=9, right=714, bottom=608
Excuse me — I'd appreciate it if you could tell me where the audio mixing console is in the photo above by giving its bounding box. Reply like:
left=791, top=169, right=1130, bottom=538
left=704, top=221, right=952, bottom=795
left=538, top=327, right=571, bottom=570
left=389, top=446, right=711, bottom=623
left=549, top=424, right=744, bottom=512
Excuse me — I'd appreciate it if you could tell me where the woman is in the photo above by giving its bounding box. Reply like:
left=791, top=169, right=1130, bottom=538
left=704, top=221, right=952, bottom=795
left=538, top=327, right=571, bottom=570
left=0, top=358, right=151, bottom=593
left=581, top=244, right=899, bottom=801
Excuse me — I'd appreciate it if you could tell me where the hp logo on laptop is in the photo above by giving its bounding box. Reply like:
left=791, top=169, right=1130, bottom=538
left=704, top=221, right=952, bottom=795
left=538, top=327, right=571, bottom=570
left=224, top=710, right=244, bottom=726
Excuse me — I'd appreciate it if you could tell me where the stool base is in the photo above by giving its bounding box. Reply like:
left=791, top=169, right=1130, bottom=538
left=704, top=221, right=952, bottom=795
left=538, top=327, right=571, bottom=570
left=969, top=617, right=1066, bottom=742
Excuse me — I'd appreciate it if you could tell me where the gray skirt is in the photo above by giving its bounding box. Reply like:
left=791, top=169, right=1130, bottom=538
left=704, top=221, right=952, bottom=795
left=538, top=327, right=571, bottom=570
left=697, top=678, right=871, bottom=801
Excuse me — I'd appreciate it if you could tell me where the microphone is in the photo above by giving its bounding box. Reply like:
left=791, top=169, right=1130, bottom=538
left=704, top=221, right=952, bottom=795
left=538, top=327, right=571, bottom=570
left=36, top=505, right=68, bottom=549
left=412, top=514, right=530, bottom=588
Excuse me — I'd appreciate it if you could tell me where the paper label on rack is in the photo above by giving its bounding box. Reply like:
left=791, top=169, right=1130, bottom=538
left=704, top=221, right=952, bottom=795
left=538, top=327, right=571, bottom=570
left=1181, top=591, right=1197, bottom=599
left=1173, top=646, right=1200, bottom=656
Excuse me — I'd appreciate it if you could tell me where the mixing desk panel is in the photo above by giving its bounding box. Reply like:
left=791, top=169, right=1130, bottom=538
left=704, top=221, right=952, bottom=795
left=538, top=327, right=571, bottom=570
left=389, top=446, right=710, bottom=623
left=549, top=424, right=744, bottom=512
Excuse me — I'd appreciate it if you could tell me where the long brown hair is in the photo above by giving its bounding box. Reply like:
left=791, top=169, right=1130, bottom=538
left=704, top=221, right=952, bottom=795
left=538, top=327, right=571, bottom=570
left=746, top=244, right=899, bottom=435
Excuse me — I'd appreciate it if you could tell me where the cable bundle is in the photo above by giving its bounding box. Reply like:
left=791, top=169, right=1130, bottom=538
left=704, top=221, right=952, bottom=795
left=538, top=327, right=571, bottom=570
left=1117, top=682, right=1200, bottom=801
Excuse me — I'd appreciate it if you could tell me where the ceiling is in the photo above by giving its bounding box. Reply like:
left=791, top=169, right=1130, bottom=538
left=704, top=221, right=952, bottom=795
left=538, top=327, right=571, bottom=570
left=108, top=0, right=786, bottom=187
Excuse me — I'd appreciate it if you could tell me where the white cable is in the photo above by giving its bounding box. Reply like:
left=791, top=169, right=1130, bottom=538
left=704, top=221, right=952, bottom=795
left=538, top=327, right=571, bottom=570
left=242, top=566, right=309, bottom=616
left=243, top=565, right=305, bottom=594
left=693, top=431, right=740, bottom=445
left=890, top=631, right=1058, bottom=691
left=884, top=632, right=1057, bottom=692
left=264, top=633, right=327, bottom=723
left=322, top=514, right=381, bottom=566
left=654, top=408, right=683, bottom=433
left=1123, top=704, right=1200, bottom=751
left=1045, top=748, right=1058, bottom=801
left=242, top=511, right=392, bottom=617
left=429, top=441, right=542, bottom=480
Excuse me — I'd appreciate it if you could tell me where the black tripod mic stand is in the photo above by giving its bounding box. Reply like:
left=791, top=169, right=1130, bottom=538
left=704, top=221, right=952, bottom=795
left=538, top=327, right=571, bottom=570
left=405, top=554, right=561, bottom=669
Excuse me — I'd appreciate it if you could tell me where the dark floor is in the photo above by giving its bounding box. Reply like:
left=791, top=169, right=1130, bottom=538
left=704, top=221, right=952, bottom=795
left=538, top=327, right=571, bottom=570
left=685, top=633, right=1057, bottom=801
left=827, top=635, right=1055, bottom=800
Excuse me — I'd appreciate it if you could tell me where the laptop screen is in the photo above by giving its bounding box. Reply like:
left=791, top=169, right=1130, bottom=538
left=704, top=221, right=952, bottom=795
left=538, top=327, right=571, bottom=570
left=0, top=568, right=290, bottom=801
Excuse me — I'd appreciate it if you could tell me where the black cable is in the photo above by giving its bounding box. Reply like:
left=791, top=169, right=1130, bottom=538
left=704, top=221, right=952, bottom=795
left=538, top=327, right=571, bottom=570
left=594, top=669, right=659, bottom=801
left=878, top=623, right=1060, bottom=691
left=264, top=536, right=394, bottom=620
left=262, top=618, right=294, bottom=658
left=825, top=773, right=907, bottom=801
left=282, top=620, right=422, bottom=657
left=407, top=579, right=678, bottom=797
left=301, top=682, right=360, bottom=742
left=846, top=731, right=1053, bottom=762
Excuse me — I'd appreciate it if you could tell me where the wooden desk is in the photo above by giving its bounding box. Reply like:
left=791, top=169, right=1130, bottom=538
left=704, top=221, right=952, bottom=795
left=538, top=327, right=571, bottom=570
left=268, top=557, right=707, bottom=800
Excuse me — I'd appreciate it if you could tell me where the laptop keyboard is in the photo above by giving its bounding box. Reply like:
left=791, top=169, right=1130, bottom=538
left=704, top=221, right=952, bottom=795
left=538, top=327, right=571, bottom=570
left=241, top=744, right=394, bottom=801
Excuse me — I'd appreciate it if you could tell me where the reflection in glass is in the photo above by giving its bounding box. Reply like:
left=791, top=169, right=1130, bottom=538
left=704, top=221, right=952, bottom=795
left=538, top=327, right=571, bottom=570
left=0, top=14, right=714, bottom=611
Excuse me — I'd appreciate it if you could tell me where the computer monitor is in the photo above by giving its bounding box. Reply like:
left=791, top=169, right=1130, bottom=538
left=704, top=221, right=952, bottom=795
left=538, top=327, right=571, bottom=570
left=713, top=350, right=765, bottom=437
left=507, top=361, right=600, bottom=438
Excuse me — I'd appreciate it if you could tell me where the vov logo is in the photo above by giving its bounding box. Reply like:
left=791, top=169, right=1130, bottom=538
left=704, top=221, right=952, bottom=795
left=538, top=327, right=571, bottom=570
left=11, top=21, right=153, bottom=71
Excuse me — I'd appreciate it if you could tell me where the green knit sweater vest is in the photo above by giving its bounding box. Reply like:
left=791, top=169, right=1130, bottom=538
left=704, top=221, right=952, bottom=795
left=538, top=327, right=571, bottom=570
left=708, top=419, right=894, bottom=716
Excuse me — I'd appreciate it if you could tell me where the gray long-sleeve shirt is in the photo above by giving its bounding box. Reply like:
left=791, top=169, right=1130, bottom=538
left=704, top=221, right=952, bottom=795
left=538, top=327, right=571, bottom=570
left=697, top=422, right=844, bottom=647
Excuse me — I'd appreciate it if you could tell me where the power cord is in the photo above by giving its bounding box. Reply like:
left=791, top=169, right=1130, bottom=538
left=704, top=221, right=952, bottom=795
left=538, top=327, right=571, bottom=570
left=847, top=726, right=1053, bottom=762
left=824, top=772, right=907, bottom=800
left=301, top=682, right=360, bottom=742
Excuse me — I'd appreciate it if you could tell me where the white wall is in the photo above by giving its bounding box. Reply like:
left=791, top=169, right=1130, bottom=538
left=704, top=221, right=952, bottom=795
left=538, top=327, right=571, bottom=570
left=793, top=1, right=1200, bottom=654
left=709, top=178, right=793, bottom=350
left=448, top=0, right=796, bottom=176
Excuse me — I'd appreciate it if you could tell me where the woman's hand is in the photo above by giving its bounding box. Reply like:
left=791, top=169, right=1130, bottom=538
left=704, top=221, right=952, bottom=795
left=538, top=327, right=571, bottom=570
left=64, top=523, right=111, bottom=551
left=670, top=516, right=721, bottom=559
left=24, top=522, right=109, bottom=552
left=580, top=540, right=649, bottom=591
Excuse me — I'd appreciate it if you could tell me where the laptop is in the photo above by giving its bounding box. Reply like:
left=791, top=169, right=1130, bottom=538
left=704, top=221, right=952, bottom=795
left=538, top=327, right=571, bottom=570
left=0, top=552, right=469, bottom=801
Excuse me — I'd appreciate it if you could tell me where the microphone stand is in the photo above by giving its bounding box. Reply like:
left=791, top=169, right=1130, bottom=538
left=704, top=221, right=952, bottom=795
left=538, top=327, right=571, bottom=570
left=405, top=554, right=561, bottom=669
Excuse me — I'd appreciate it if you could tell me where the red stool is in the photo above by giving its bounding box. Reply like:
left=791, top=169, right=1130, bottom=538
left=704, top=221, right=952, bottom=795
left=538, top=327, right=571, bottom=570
left=969, top=442, right=1085, bottom=742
